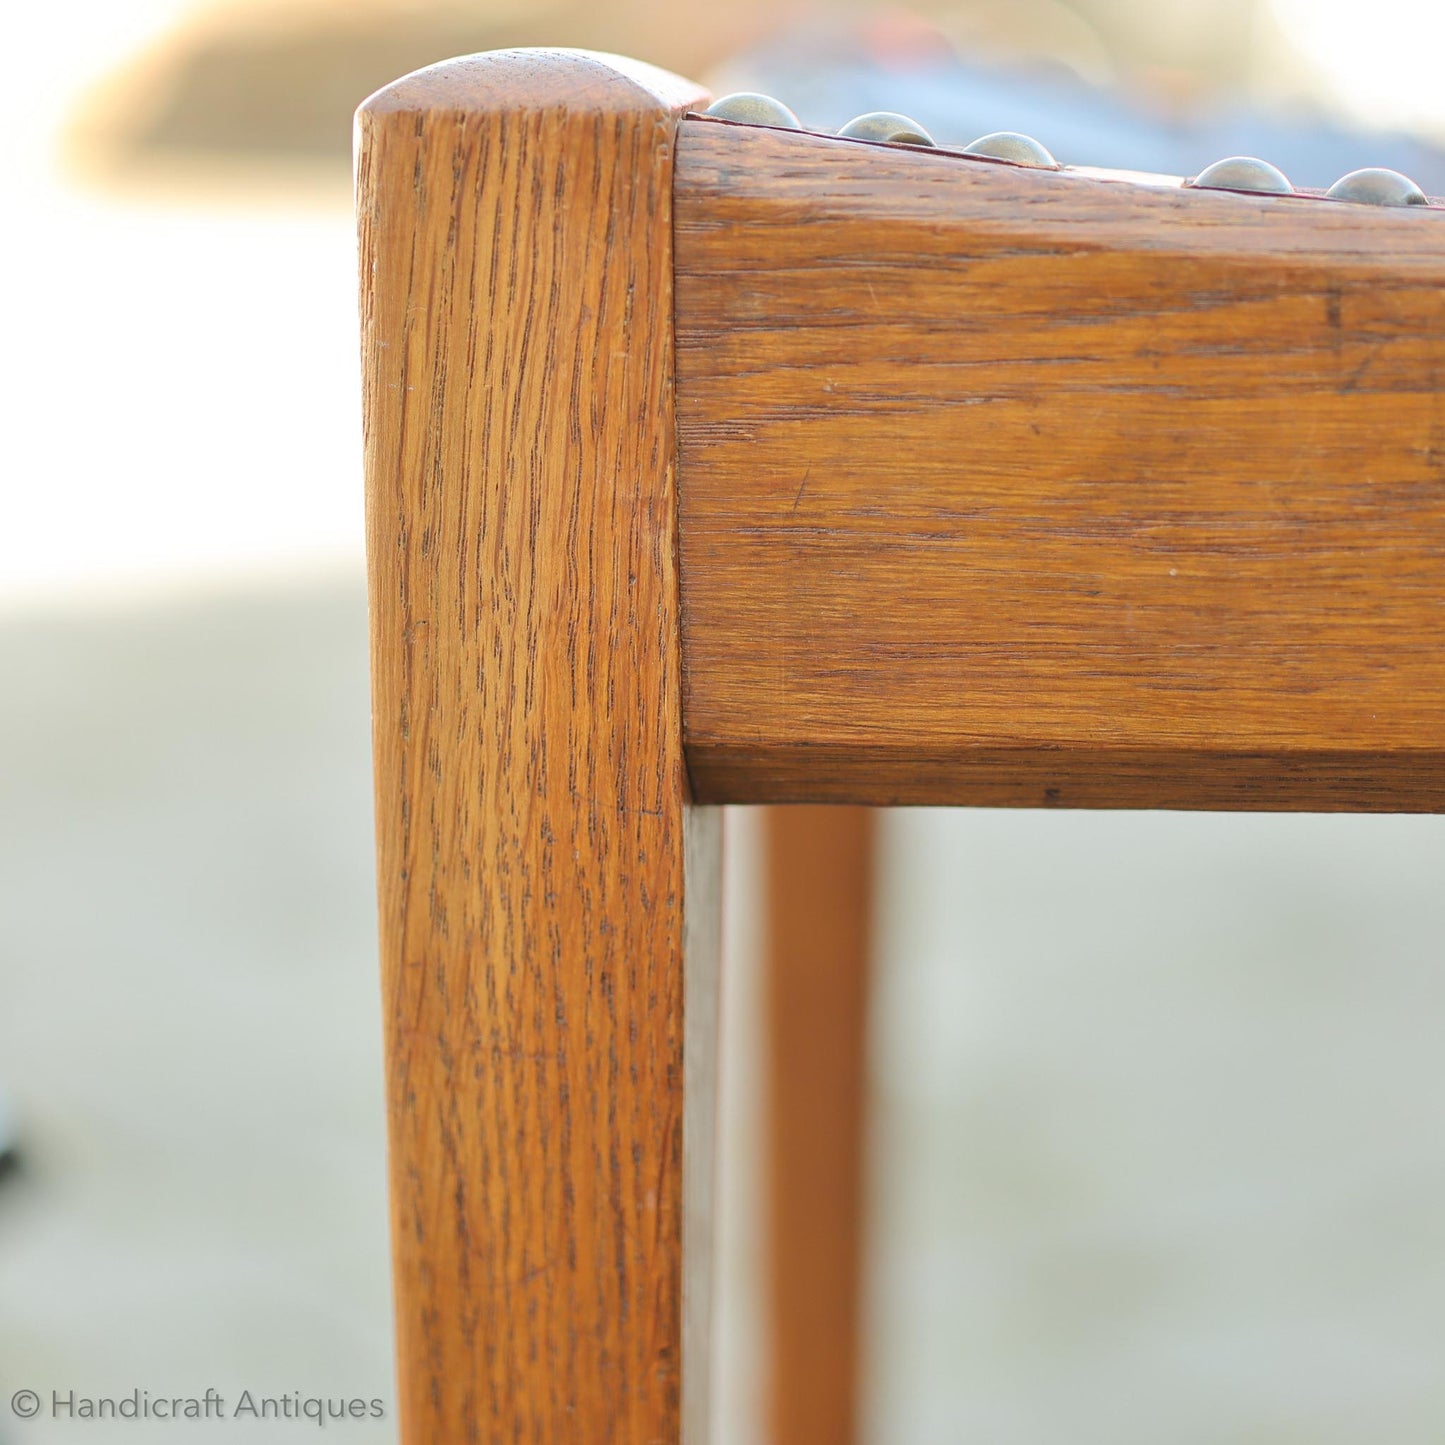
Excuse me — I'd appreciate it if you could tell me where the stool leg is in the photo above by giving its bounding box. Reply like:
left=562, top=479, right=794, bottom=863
left=764, top=806, right=877, bottom=1445
left=358, top=51, right=715, bottom=1444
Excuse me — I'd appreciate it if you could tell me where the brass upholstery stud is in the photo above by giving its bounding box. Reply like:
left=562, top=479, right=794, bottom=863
left=837, top=112, right=935, bottom=146
left=703, top=93, right=802, bottom=128
left=1327, top=167, right=1428, bottom=206
left=1190, top=156, right=1293, bottom=194
left=961, top=131, right=1057, bottom=168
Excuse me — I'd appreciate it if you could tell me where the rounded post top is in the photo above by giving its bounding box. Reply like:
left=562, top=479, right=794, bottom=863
left=357, top=47, right=707, bottom=122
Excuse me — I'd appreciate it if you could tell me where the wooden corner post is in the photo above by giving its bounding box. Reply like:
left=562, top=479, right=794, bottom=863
left=357, top=50, right=717, bottom=1444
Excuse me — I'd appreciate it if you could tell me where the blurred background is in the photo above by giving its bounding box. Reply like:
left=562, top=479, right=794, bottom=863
left=5, top=1, right=1445, bottom=1441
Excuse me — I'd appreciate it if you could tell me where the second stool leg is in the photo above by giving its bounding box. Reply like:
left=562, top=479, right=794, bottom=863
left=764, top=805, right=877, bottom=1445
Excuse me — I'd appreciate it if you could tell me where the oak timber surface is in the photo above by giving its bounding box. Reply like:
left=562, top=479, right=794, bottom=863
left=765, top=806, right=875, bottom=1445
left=673, top=119, right=1445, bottom=809
left=359, top=50, right=709, bottom=1445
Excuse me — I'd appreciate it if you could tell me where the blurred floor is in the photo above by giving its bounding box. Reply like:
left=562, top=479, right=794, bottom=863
left=871, top=809, right=1445, bottom=1444
left=0, top=577, right=393, bottom=1441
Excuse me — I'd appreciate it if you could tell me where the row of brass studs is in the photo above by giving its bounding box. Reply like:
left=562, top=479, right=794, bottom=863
left=702, top=93, right=1057, bottom=169
left=1190, top=154, right=1426, bottom=205
left=702, top=93, right=1432, bottom=207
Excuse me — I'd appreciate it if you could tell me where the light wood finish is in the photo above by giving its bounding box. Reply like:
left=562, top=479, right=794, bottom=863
left=674, top=119, right=1445, bottom=810
left=357, top=50, right=716, bottom=1445
left=358, top=52, right=1445, bottom=1444
left=765, top=806, right=877, bottom=1445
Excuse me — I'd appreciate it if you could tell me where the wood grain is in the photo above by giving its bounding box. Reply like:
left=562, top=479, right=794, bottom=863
left=357, top=50, right=716, bottom=1444
left=764, top=806, right=877, bottom=1445
left=674, top=119, right=1445, bottom=809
